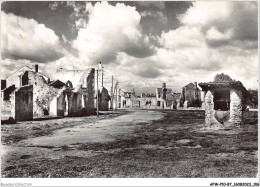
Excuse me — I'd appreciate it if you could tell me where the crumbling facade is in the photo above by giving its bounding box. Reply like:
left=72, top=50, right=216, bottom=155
left=156, top=83, right=176, bottom=109
left=180, top=82, right=201, bottom=108
left=199, top=74, right=248, bottom=127
left=1, top=65, right=97, bottom=122
left=56, top=68, right=96, bottom=115
left=2, top=85, right=33, bottom=121
left=98, top=87, right=110, bottom=111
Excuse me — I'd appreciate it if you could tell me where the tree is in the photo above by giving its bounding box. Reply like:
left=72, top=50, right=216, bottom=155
left=246, top=89, right=258, bottom=108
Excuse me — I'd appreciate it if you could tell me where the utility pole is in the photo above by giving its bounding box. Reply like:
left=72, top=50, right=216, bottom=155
left=111, top=76, right=114, bottom=110
left=96, top=68, right=99, bottom=117
left=115, top=82, right=118, bottom=111
left=102, top=67, right=104, bottom=88
left=119, top=88, right=121, bottom=108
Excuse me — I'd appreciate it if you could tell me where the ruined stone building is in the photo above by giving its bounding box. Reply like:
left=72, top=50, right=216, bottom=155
left=1, top=65, right=99, bottom=122
left=1, top=65, right=69, bottom=121
left=199, top=74, right=248, bottom=127
left=56, top=68, right=96, bottom=115
left=156, top=83, right=175, bottom=109
left=171, top=93, right=182, bottom=109
left=119, top=90, right=137, bottom=108
left=139, top=93, right=157, bottom=108
left=118, top=83, right=178, bottom=109
left=180, top=82, right=202, bottom=108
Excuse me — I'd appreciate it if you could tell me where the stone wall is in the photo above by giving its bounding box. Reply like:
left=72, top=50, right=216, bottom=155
left=183, top=87, right=201, bottom=107
left=27, top=71, right=65, bottom=117
left=6, top=66, right=31, bottom=88
left=1, top=91, right=15, bottom=121
left=99, top=88, right=110, bottom=111
left=139, top=97, right=157, bottom=108
left=86, top=69, right=95, bottom=109
left=15, top=85, right=33, bottom=121
left=229, top=89, right=243, bottom=125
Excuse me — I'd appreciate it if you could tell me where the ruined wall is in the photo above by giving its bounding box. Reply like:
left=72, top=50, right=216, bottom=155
left=56, top=69, right=86, bottom=88
left=1, top=91, right=15, bottom=121
left=71, top=93, right=81, bottom=113
left=49, top=97, right=57, bottom=116
left=86, top=69, right=95, bottom=109
left=57, top=93, right=65, bottom=116
left=229, top=89, right=243, bottom=125
left=120, top=97, right=133, bottom=108
left=6, top=66, right=32, bottom=88
left=139, top=97, right=157, bottom=108
left=15, top=85, right=33, bottom=121
left=27, top=71, right=65, bottom=117
left=99, top=87, right=110, bottom=111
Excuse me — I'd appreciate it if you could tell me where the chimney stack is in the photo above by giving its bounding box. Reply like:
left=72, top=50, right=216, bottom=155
left=162, top=83, right=166, bottom=88
left=35, top=64, right=38, bottom=73
left=162, top=83, right=167, bottom=100
left=98, top=61, right=102, bottom=69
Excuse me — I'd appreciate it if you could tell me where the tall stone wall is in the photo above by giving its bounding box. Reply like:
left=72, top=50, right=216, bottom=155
left=229, top=89, right=243, bottom=125
left=99, top=88, right=110, bottom=111
left=15, top=85, right=33, bottom=121
left=86, top=69, right=95, bottom=109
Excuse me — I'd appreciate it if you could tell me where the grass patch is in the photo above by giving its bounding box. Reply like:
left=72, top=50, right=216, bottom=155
left=2, top=110, right=258, bottom=178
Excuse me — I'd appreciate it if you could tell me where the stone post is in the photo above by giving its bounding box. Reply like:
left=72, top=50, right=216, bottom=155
left=229, top=89, right=243, bottom=126
left=183, top=100, right=188, bottom=109
left=205, top=90, right=214, bottom=126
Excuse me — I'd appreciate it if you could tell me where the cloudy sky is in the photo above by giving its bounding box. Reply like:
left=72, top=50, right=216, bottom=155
left=1, top=1, right=258, bottom=93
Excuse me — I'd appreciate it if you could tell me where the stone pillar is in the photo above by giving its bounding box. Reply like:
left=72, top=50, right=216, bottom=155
left=183, top=100, right=188, bottom=109
left=205, top=90, right=214, bottom=126
left=229, top=89, right=243, bottom=126
left=176, top=102, right=180, bottom=110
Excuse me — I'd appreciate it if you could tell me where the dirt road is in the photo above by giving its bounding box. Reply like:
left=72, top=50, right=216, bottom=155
left=1, top=109, right=164, bottom=177
left=1, top=109, right=257, bottom=178
left=23, top=109, right=164, bottom=146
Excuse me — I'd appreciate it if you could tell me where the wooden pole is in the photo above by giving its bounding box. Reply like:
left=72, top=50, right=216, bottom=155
left=115, top=82, right=118, bottom=111
left=111, top=76, right=113, bottom=110
left=96, top=69, right=99, bottom=117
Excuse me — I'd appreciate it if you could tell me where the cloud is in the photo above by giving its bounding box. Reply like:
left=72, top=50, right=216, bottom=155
left=155, top=1, right=258, bottom=89
left=140, top=10, right=167, bottom=24
left=1, top=11, right=64, bottom=63
left=72, top=2, right=155, bottom=64
left=66, top=1, right=86, bottom=18
left=1, top=1, right=257, bottom=93
left=49, top=2, right=59, bottom=11
left=75, top=18, right=87, bottom=30
left=160, top=26, right=204, bottom=49
left=179, top=1, right=258, bottom=48
left=1, top=59, right=32, bottom=79
left=136, top=2, right=165, bottom=10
